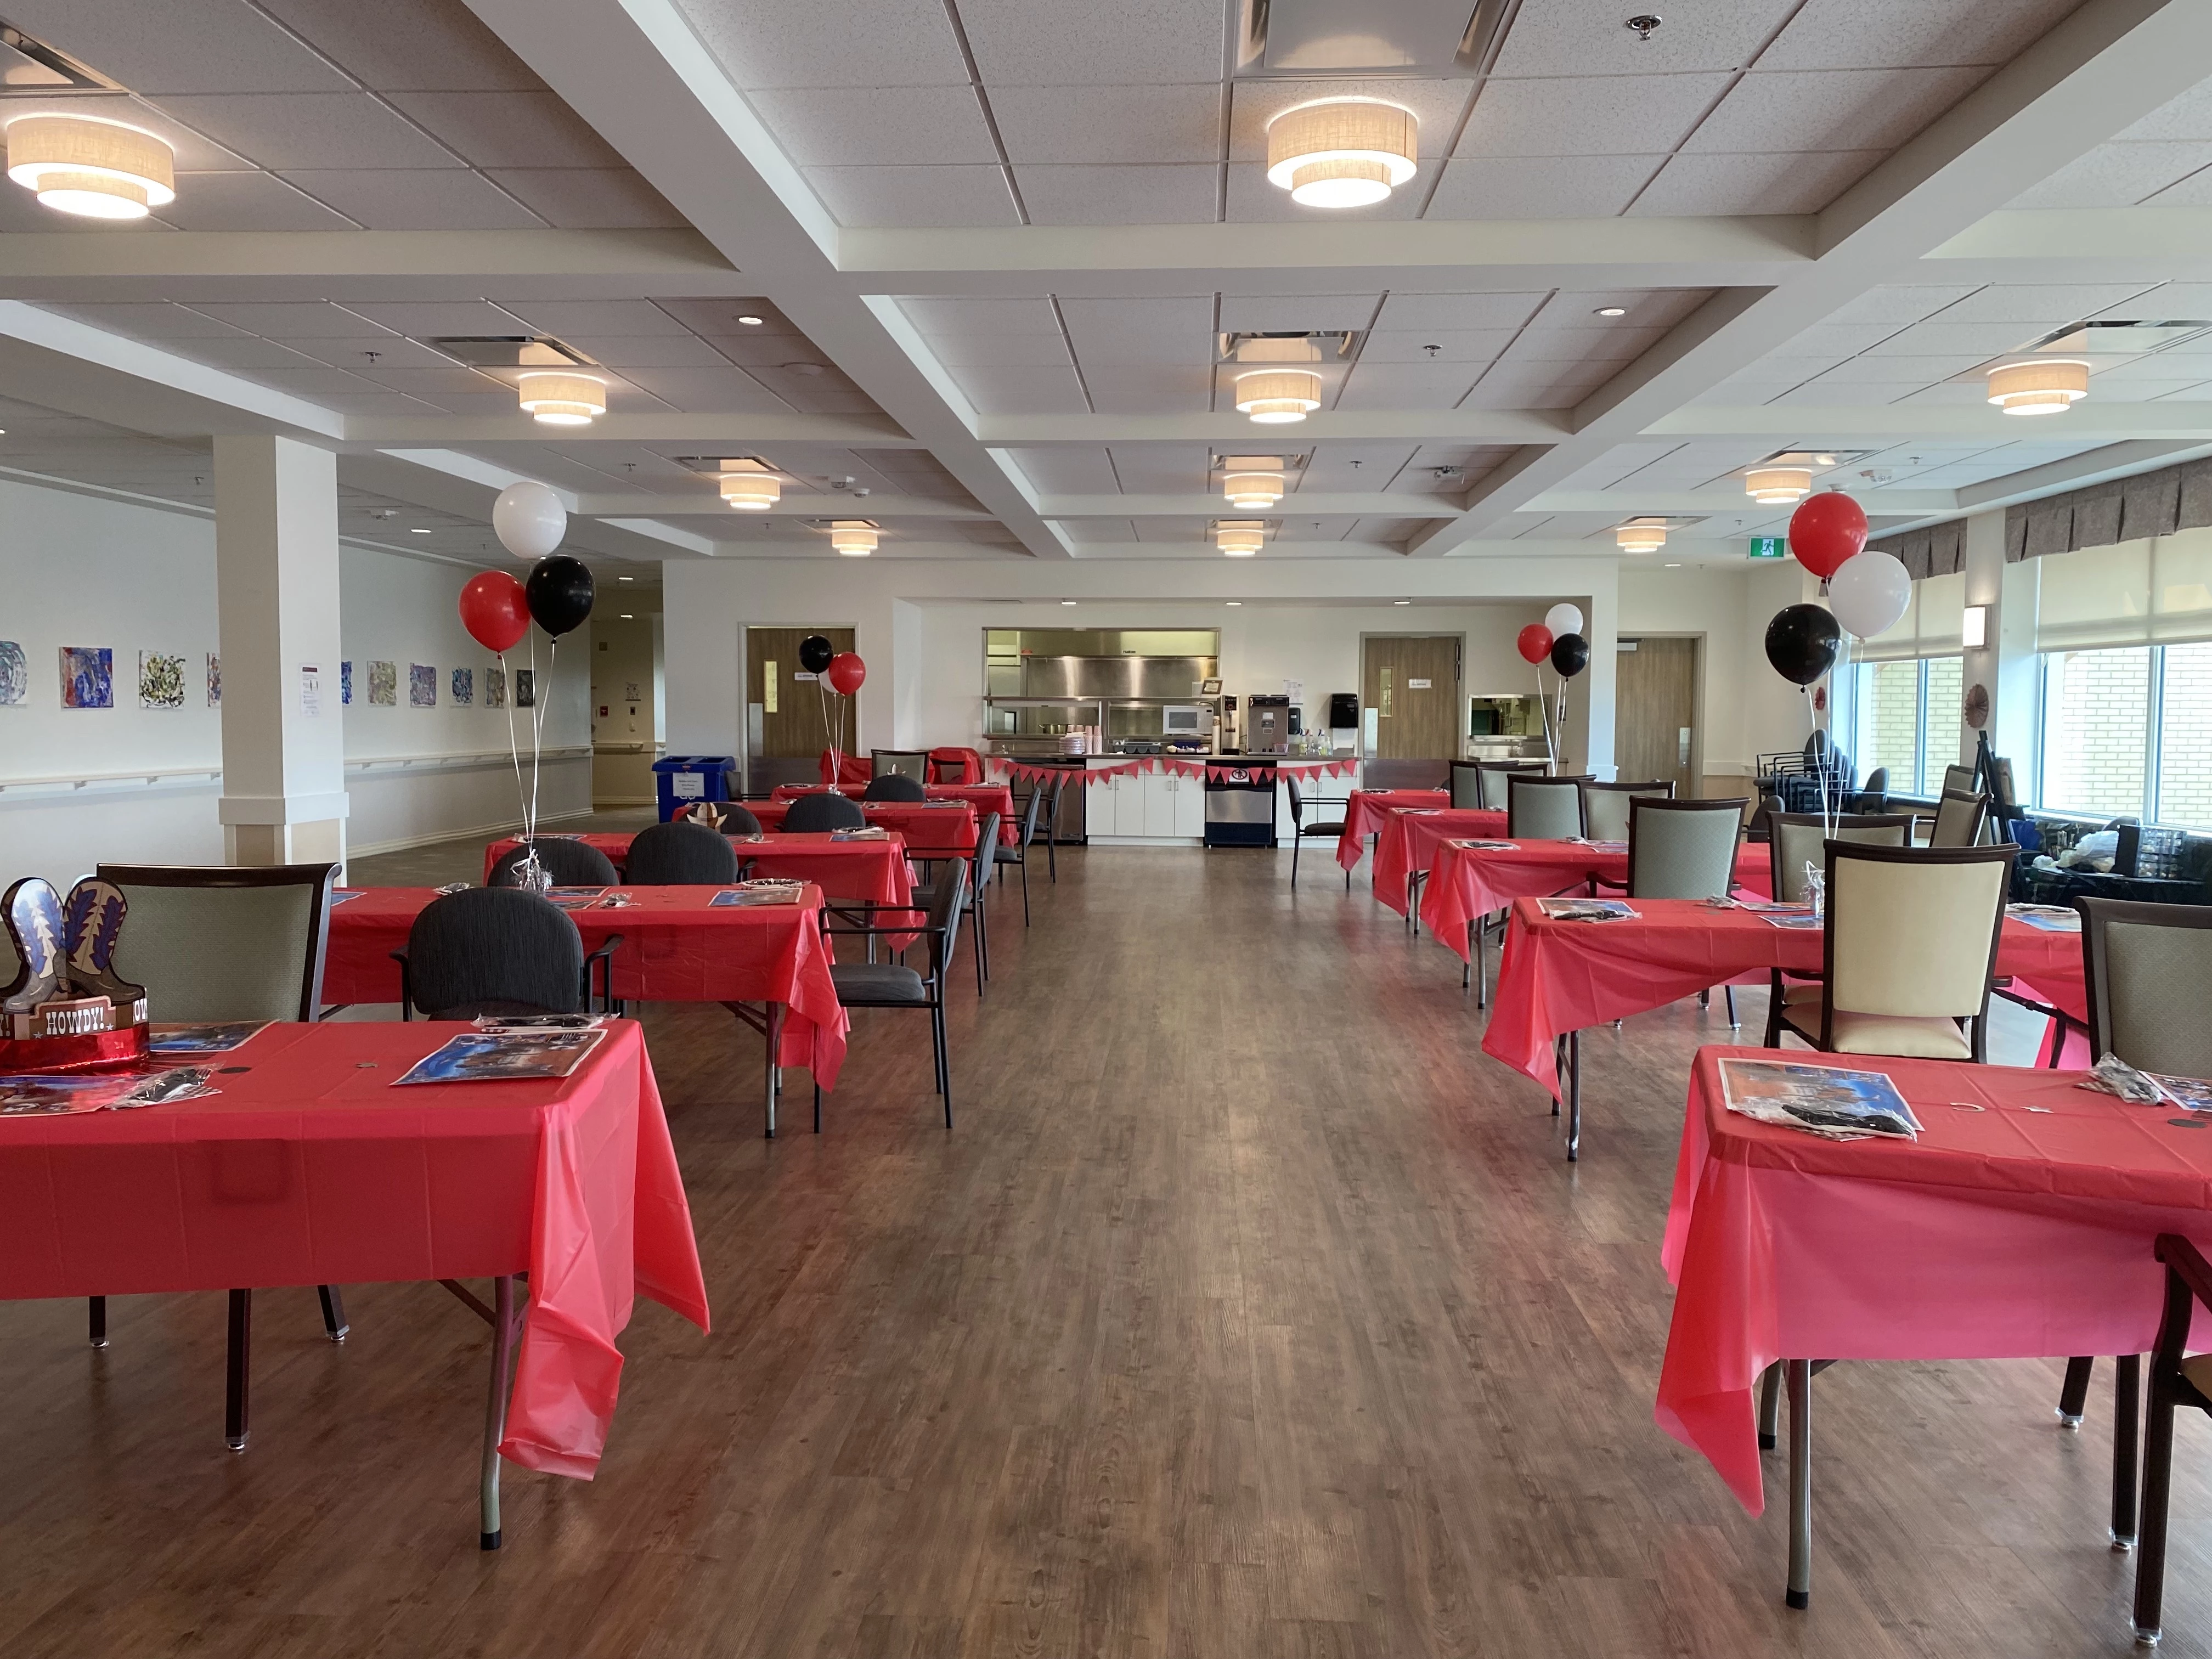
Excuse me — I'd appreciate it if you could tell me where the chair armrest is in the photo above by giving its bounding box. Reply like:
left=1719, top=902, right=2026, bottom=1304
left=2158, top=1234, right=2212, bottom=1310
left=389, top=950, right=412, bottom=1021
left=582, top=934, right=623, bottom=1015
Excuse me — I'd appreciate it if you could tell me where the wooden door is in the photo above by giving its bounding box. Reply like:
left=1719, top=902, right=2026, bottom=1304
left=746, top=627, right=855, bottom=758
left=1361, top=636, right=1460, bottom=759
left=1613, top=636, right=1697, bottom=794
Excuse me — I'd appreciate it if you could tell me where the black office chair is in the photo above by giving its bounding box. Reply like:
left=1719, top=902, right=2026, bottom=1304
left=97, top=860, right=343, bottom=1452
left=994, top=782, right=1049, bottom=924
left=393, top=887, right=616, bottom=1020
left=1045, top=772, right=1069, bottom=882
left=783, top=791, right=866, bottom=832
left=1284, top=777, right=1349, bottom=890
left=488, top=838, right=618, bottom=888
left=816, top=862, right=967, bottom=1131
left=913, top=810, right=999, bottom=994
left=863, top=772, right=928, bottom=802
left=624, top=820, right=741, bottom=885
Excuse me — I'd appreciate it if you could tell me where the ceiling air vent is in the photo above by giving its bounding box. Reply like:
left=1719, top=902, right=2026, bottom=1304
left=427, top=336, right=596, bottom=370
left=0, top=24, right=118, bottom=93
left=2023, top=319, right=2212, bottom=356
left=1218, top=330, right=1359, bottom=362
left=1237, top=0, right=1520, bottom=75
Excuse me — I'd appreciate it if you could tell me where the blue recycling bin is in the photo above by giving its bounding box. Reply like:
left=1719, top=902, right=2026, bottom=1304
left=652, top=754, right=736, bottom=820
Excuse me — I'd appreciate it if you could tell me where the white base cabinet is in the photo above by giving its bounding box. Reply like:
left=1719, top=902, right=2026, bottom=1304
left=1087, top=768, right=1205, bottom=842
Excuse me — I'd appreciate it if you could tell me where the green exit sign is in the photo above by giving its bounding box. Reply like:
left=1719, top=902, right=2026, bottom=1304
left=1747, top=535, right=1787, bottom=560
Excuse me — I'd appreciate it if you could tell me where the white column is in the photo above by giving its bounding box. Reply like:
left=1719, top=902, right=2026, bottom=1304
left=215, top=435, right=347, bottom=868
left=1959, top=509, right=2009, bottom=774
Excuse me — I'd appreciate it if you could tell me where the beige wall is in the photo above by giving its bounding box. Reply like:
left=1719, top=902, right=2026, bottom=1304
left=590, top=612, right=661, bottom=804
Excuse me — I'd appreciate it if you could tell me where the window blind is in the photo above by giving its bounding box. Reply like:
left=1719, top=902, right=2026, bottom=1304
left=1853, top=571, right=1965, bottom=661
left=2032, top=527, right=2212, bottom=650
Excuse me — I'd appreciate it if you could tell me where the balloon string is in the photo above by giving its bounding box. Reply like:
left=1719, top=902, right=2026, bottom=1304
left=528, top=636, right=553, bottom=845
left=499, top=649, right=528, bottom=840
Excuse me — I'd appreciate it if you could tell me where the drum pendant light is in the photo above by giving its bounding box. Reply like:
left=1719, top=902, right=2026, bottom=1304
left=517, top=372, right=607, bottom=426
left=1215, top=521, right=1265, bottom=557
left=1616, top=521, right=1667, bottom=554
left=1234, top=371, right=1322, bottom=425
left=1265, top=98, right=1419, bottom=208
left=1987, top=359, right=2089, bottom=416
left=1223, top=470, right=1285, bottom=509
left=1745, top=468, right=1812, bottom=505
left=830, top=521, right=878, bottom=556
left=718, top=461, right=780, bottom=510
left=5, top=116, right=175, bottom=219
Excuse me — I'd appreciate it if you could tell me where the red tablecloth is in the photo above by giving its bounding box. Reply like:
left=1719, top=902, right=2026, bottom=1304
left=750, top=799, right=980, bottom=856
left=1482, top=899, right=2087, bottom=1098
left=325, top=886, right=851, bottom=1088
left=1369, top=808, right=1509, bottom=915
left=1658, top=1045, right=2212, bottom=1514
left=769, top=783, right=1017, bottom=844
left=1336, top=789, right=1450, bottom=872
left=1418, top=840, right=1773, bottom=962
left=484, top=831, right=910, bottom=909
left=0, top=1019, right=708, bottom=1480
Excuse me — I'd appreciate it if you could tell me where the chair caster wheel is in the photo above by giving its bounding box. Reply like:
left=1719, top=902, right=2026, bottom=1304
left=2111, top=1531, right=2137, bottom=1553
left=2134, top=1627, right=2162, bottom=1647
left=2057, top=1410, right=2084, bottom=1429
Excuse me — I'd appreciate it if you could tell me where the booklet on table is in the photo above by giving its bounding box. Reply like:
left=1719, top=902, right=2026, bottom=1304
left=1450, top=839, right=1517, bottom=851
left=394, top=1028, right=606, bottom=1086
left=1718, top=1057, right=1923, bottom=1141
left=1757, top=911, right=1826, bottom=930
left=2007, top=904, right=2082, bottom=933
left=149, top=1020, right=272, bottom=1054
left=0, top=1066, right=219, bottom=1116
left=1535, top=898, right=1638, bottom=922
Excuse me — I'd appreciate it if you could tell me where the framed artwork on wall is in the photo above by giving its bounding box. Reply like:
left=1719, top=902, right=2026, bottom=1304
left=367, top=661, right=397, bottom=706
left=60, top=647, right=112, bottom=709
left=0, top=640, right=25, bottom=706
left=340, top=661, right=352, bottom=706
left=409, top=663, right=436, bottom=707
left=487, top=665, right=506, bottom=708
left=205, top=653, right=221, bottom=707
left=515, top=668, right=535, bottom=708
left=138, top=651, right=185, bottom=710
left=450, top=665, right=473, bottom=705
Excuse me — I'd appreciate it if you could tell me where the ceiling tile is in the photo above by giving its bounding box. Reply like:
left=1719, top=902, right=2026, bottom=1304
left=1299, top=445, right=1419, bottom=490
left=184, top=301, right=401, bottom=337
left=1425, top=154, right=1663, bottom=218
left=1628, top=149, right=1888, bottom=215
left=1228, top=79, right=1474, bottom=162
left=156, top=335, right=331, bottom=372
left=674, top=0, right=969, bottom=87
left=1218, top=295, right=1380, bottom=332
left=958, top=0, right=1226, bottom=85
left=1335, top=361, right=1482, bottom=410
left=1499, top=324, right=1668, bottom=363
left=2, top=0, right=354, bottom=93
left=1534, top=287, right=1716, bottom=327
left=347, top=366, right=514, bottom=409
left=380, top=91, right=628, bottom=169
left=1931, top=283, right=2164, bottom=323
left=1359, top=328, right=1515, bottom=363
left=1059, top=296, right=1216, bottom=369
left=155, top=94, right=466, bottom=170
left=258, top=0, right=545, bottom=91
left=286, top=335, right=472, bottom=370
left=896, top=296, right=1063, bottom=336
left=1080, top=365, right=1215, bottom=414
left=333, top=300, right=532, bottom=335
left=659, top=298, right=802, bottom=335
left=498, top=301, right=698, bottom=337
left=483, top=169, right=688, bottom=228
left=1008, top=447, right=1120, bottom=492
left=802, top=165, right=1020, bottom=227
left=2137, top=166, right=2212, bottom=208
left=1857, top=320, right=2046, bottom=356
left=1754, top=0, right=2086, bottom=71
left=2008, top=140, right=2212, bottom=208
left=1107, top=448, right=1208, bottom=492
left=1492, top=0, right=1803, bottom=76
left=946, top=364, right=1091, bottom=414
left=920, top=332, right=1074, bottom=368
left=618, top=366, right=791, bottom=413
left=34, top=304, right=255, bottom=341
left=1224, top=161, right=1423, bottom=222
left=2114, top=78, right=2212, bottom=144
left=245, top=366, right=443, bottom=411
left=1465, top=361, right=1613, bottom=408
left=1015, top=165, right=1221, bottom=224
left=1371, top=292, right=1549, bottom=331
left=280, top=168, right=546, bottom=229
left=555, top=335, right=740, bottom=369
left=1820, top=285, right=1985, bottom=326
left=990, top=84, right=1224, bottom=163
left=746, top=85, right=1000, bottom=168
left=155, top=171, right=359, bottom=231
left=1457, top=75, right=1730, bottom=157
left=1685, top=66, right=1990, bottom=154
left=1808, top=353, right=1983, bottom=383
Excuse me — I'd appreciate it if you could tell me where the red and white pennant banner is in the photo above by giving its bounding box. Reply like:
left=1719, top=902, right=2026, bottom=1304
left=991, top=755, right=1358, bottom=787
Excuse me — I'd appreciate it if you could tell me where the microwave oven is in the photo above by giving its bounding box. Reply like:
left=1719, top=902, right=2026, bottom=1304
left=1163, top=704, right=1205, bottom=735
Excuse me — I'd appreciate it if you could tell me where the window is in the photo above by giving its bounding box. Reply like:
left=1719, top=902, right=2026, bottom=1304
left=1847, top=655, right=1962, bottom=797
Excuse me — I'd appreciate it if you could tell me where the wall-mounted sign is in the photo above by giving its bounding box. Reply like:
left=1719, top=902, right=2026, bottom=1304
left=1748, top=535, right=1786, bottom=560
left=1407, top=678, right=1432, bottom=689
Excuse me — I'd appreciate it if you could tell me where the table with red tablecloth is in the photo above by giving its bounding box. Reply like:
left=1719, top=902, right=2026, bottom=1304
left=485, top=831, right=911, bottom=910
left=768, top=783, right=1017, bottom=845
left=1657, top=1045, right=2212, bottom=1604
left=1482, top=898, right=2086, bottom=1104
left=1335, top=789, right=1449, bottom=873
left=325, top=885, right=850, bottom=1089
left=749, top=799, right=981, bottom=856
left=1368, top=808, right=1510, bottom=916
left=0, top=1019, right=708, bottom=1500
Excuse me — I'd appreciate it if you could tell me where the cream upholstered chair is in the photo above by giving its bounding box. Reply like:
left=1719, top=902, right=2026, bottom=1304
left=1774, top=842, right=2014, bottom=1062
left=1477, top=758, right=1547, bottom=810
left=2056, top=897, right=2212, bottom=1549
left=1767, top=811, right=1914, bottom=904
left=1505, top=773, right=1589, bottom=839
left=1578, top=779, right=1674, bottom=843
left=1447, top=760, right=1485, bottom=809
left=1926, top=788, right=1988, bottom=847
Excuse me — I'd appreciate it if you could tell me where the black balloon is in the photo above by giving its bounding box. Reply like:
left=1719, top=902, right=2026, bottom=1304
left=798, top=634, right=835, bottom=674
left=524, top=555, right=595, bottom=638
left=1548, top=632, right=1590, bottom=678
left=1764, top=603, right=1842, bottom=687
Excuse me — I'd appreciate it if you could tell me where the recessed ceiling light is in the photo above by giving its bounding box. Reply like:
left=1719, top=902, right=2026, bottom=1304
left=1060, top=600, right=1077, bottom=606
left=1393, top=599, right=1411, bottom=605
left=1225, top=600, right=1242, bottom=606
left=736, top=314, right=764, bottom=325
left=409, top=527, right=431, bottom=534
left=1593, top=306, right=1627, bottom=318
left=618, top=574, right=634, bottom=581
left=1664, top=562, right=1682, bottom=568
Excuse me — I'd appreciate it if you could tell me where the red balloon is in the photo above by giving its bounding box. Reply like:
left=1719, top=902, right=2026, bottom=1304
left=459, top=570, right=529, bottom=652
left=826, top=652, right=866, bottom=696
left=1516, top=623, right=1554, bottom=665
left=1788, top=492, right=1869, bottom=580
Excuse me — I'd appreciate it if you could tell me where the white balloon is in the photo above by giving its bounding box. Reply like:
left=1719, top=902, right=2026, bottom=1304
left=1544, top=603, right=1583, bottom=638
left=493, top=481, right=566, bottom=562
left=1827, top=550, right=1911, bottom=639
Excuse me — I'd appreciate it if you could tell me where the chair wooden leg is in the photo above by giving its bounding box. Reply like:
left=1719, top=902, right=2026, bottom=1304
left=1020, top=856, right=1030, bottom=926
left=1565, top=1031, right=1582, bottom=1162
left=1763, top=970, right=1785, bottom=1048
left=225, top=1289, right=251, bottom=1452
left=2112, top=1353, right=2142, bottom=1549
left=2059, top=1355, right=2095, bottom=1426
left=2135, top=1369, right=2179, bottom=1644
left=88, top=1295, right=106, bottom=1348
left=317, top=1284, right=348, bottom=1342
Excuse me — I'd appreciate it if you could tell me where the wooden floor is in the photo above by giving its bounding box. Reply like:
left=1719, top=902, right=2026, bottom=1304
left=2, top=836, right=2208, bottom=1657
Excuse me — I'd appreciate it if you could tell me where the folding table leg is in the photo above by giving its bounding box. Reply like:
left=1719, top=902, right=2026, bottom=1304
left=1550, top=1037, right=1562, bottom=1117
left=2113, top=1353, right=2142, bottom=1549
left=764, top=1003, right=784, bottom=1139
left=1463, top=922, right=1474, bottom=992
left=88, top=1295, right=106, bottom=1348
left=1565, top=1031, right=1582, bottom=1162
left=1758, top=1362, right=1782, bottom=1450
left=479, top=1274, right=520, bottom=1550
left=225, top=1289, right=251, bottom=1452
left=1786, top=1358, right=1813, bottom=1609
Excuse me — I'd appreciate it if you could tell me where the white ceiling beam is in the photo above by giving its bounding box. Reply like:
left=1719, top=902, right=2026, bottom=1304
left=567, top=492, right=989, bottom=519
left=1527, top=489, right=1959, bottom=516
left=1040, top=494, right=1460, bottom=518
left=1652, top=401, right=2212, bottom=441
left=972, top=411, right=1567, bottom=445
left=1409, top=0, right=2212, bottom=557
left=340, top=414, right=920, bottom=448
left=459, top=0, right=1073, bottom=560
left=338, top=452, right=710, bottom=565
